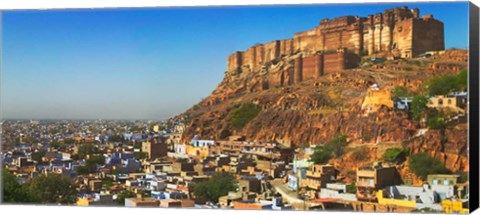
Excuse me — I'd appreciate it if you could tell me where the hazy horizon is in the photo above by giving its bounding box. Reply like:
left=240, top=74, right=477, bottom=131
left=1, top=2, right=469, bottom=120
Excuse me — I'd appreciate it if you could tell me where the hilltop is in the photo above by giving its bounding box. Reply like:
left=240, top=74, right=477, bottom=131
left=171, top=6, right=468, bottom=181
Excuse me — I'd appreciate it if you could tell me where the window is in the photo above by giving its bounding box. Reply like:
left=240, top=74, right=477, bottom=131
left=448, top=99, right=452, bottom=105
left=438, top=99, right=443, bottom=106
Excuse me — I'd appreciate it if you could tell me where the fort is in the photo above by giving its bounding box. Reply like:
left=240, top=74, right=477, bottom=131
left=226, top=6, right=444, bottom=80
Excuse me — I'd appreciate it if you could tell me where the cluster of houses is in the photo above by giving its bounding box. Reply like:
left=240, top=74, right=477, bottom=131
left=284, top=144, right=469, bottom=213
left=362, top=84, right=467, bottom=115
left=1, top=111, right=470, bottom=213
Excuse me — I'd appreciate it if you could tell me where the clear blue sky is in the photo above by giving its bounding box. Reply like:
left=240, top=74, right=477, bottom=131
left=1, top=2, right=469, bottom=120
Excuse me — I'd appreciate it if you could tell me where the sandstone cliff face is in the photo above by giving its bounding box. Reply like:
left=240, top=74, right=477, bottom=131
left=173, top=48, right=468, bottom=180
left=171, top=7, right=466, bottom=183
left=407, top=124, right=469, bottom=173
left=178, top=49, right=467, bottom=143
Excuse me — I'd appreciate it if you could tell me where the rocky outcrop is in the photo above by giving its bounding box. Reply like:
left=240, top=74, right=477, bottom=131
left=172, top=5, right=467, bottom=180
left=179, top=49, right=467, bottom=145
left=407, top=124, right=469, bottom=173
left=172, top=48, right=468, bottom=182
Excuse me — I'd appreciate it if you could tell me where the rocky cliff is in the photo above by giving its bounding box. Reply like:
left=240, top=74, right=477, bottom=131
left=178, top=49, right=466, bottom=141
left=172, top=47, right=468, bottom=182
left=171, top=7, right=467, bottom=179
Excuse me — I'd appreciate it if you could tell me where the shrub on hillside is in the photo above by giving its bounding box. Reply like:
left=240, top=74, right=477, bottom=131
left=410, top=95, right=428, bottom=121
left=310, top=145, right=333, bottom=164
left=383, top=148, right=408, bottom=163
left=229, top=103, right=261, bottom=129
left=408, top=152, right=450, bottom=180
left=392, top=86, right=410, bottom=98
left=427, top=114, right=447, bottom=129
left=426, top=69, right=468, bottom=96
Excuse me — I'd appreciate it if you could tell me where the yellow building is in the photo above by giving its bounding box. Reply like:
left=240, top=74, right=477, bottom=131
left=427, top=95, right=466, bottom=113
left=153, top=125, right=160, bottom=132
left=76, top=197, right=91, bottom=206
left=376, top=190, right=416, bottom=208
left=361, top=86, right=394, bottom=113
left=441, top=200, right=468, bottom=214
left=186, top=145, right=210, bottom=158
left=72, top=136, right=83, bottom=142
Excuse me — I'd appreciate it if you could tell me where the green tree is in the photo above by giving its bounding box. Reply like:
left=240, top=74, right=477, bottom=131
left=27, top=174, right=78, bottom=204
left=383, top=148, right=408, bottom=163
left=309, top=145, right=332, bottom=164
left=455, top=69, right=468, bottom=91
left=50, top=141, right=64, bottom=149
left=86, top=155, right=105, bottom=166
left=76, top=154, right=105, bottom=175
left=408, top=152, right=450, bottom=180
left=85, top=155, right=105, bottom=172
left=392, top=86, right=410, bottom=98
left=229, top=103, right=261, bottom=129
left=111, top=169, right=129, bottom=175
left=108, top=135, right=124, bottom=142
left=2, top=169, right=31, bottom=203
left=129, top=126, right=139, bottom=132
left=427, top=114, right=447, bottom=129
left=75, top=165, right=90, bottom=175
left=193, top=172, right=237, bottom=203
left=346, top=183, right=356, bottom=193
left=63, top=138, right=75, bottom=144
left=427, top=70, right=467, bottom=96
left=133, top=152, right=148, bottom=160
left=326, top=134, right=348, bottom=158
left=116, top=190, right=136, bottom=205
left=77, top=143, right=98, bottom=160
left=427, top=75, right=457, bottom=96
left=31, top=150, right=47, bottom=163
left=103, top=179, right=114, bottom=187
left=410, top=95, right=428, bottom=121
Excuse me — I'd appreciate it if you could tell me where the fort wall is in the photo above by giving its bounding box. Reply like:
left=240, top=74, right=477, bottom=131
left=226, top=6, right=444, bottom=73
left=291, top=49, right=359, bottom=84
left=412, top=15, right=445, bottom=57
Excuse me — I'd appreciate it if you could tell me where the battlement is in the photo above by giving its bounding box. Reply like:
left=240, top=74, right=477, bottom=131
left=319, top=16, right=357, bottom=28
left=226, top=6, right=444, bottom=73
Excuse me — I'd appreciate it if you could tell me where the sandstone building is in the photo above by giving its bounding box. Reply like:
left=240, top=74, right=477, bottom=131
left=142, top=139, right=168, bottom=159
left=226, top=6, right=444, bottom=78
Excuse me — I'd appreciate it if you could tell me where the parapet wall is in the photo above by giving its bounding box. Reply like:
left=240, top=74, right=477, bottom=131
left=412, top=17, right=444, bottom=57
left=293, top=49, right=360, bottom=84
left=226, top=6, right=444, bottom=73
left=227, top=39, right=294, bottom=72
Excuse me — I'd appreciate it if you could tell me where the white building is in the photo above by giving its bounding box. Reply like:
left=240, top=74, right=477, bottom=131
left=190, top=135, right=215, bottom=147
